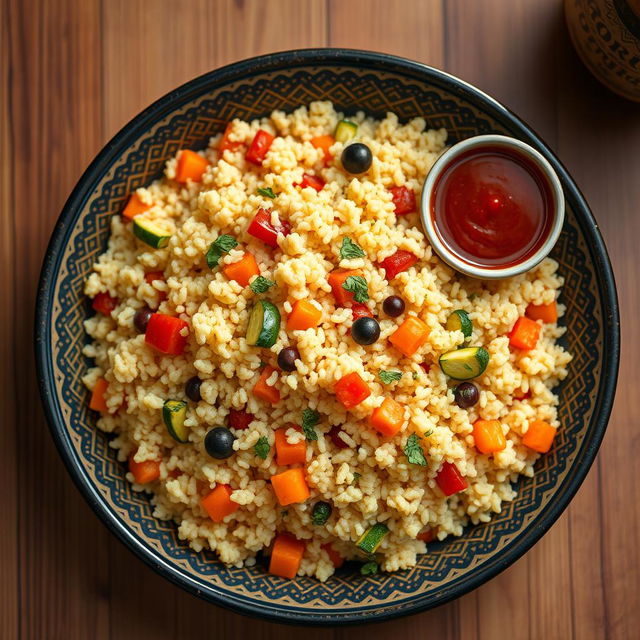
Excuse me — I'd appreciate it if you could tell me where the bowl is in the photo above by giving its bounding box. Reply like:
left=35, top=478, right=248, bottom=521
left=35, top=49, right=620, bottom=625
left=420, top=134, right=565, bottom=279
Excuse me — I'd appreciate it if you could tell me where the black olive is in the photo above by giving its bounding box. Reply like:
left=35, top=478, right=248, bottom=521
left=204, top=426, right=236, bottom=459
left=341, top=143, right=373, bottom=175
left=454, top=382, right=479, bottom=408
left=351, top=316, right=380, bottom=345
left=277, top=346, right=300, bottom=372
left=133, top=307, right=153, bottom=333
left=382, top=295, right=405, bottom=318
left=185, top=376, right=202, bottom=402
left=311, top=501, right=332, bottom=526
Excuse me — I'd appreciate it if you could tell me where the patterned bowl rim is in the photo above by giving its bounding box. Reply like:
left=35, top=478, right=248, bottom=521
left=34, top=48, right=620, bottom=625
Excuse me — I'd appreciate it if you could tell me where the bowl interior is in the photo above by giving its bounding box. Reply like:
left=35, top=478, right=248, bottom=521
left=37, top=51, right=617, bottom=625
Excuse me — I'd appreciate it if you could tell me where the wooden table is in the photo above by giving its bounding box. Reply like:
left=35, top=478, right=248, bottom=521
left=2, top=1, right=638, bottom=638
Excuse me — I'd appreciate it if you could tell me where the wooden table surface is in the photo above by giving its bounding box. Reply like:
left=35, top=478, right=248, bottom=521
left=2, top=0, right=638, bottom=638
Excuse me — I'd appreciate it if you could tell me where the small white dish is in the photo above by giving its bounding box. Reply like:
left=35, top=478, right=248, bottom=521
left=420, top=134, right=565, bottom=279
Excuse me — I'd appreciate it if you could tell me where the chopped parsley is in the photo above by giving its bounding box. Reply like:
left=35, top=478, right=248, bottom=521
left=301, top=408, right=320, bottom=441
left=360, top=561, right=379, bottom=576
left=311, top=501, right=332, bottom=526
left=412, top=372, right=419, bottom=380
left=205, top=234, right=237, bottom=268
left=249, top=276, right=275, bottom=294
left=379, top=370, right=402, bottom=384
left=254, top=436, right=270, bottom=460
left=404, top=433, right=427, bottom=466
left=340, top=237, right=366, bottom=260
left=257, top=187, right=276, bottom=199
left=352, top=472, right=362, bottom=484
left=342, top=275, right=369, bottom=303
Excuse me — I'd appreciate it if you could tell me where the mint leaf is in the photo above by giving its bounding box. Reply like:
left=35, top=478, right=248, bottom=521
left=379, top=370, right=402, bottom=384
left=206, top=234, right=238, bottom=268
left=254, top=436, right=270, bottom=459
left=250, top=276, right=275, bottom=294
left=404, top=433, right=427, bottom=466
left=340, top=237, right=366, bottom=260
left=360, top=561, right=378, bottom=576
left=342, top=275, right=369, bottom=303
left=301, top=408, right=320, bottom=441
left=257, top=187, right=276, bottom=199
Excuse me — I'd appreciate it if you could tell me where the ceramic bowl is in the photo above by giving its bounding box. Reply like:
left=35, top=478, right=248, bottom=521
left=35, top=49, right=619, bottom=625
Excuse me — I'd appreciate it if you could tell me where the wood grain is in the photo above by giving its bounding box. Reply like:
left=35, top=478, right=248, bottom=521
left=1, top=0, right=638, bottom=638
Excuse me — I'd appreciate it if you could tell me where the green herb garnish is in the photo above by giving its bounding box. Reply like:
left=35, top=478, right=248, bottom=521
left=404, top=433, right=427, bottom=466
left=412, top=372, right=419, bottom=380
left=379, top=370, right=402, bottom=384
left=301, top=408, right=320, bottom=441
left=257, top=187, right=276, bottom=199
left=342, top=275, right=369, bottom=303
left=249, top=276, right=276, bottom=294
left=206, top=234, right=238, bottom=268
left=340, top=237, right=366, bottom=260
left=254, top=436, right=270, bottom=460
left=311, top=501, right=332, bottom=526
left=360, top=561, right=379, bottom=576
left=352, top=472, right=362, bottom=484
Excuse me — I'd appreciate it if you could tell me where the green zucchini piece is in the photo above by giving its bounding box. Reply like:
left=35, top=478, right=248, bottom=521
left=446, top=309, right=473, bottom=338
left=356, top=523, right=389, bottom=554
left=133, top=217, right=172, bottom=249
left=162, top=399, right=188, bottom=443
left=246, top=300, right=280, bottom=348
left=335, top=119, right=358, bottom=143
left=439, top=346, right=490, bottom=380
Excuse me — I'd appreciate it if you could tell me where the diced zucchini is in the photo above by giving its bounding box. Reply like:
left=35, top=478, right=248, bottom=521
left=446, top=309, right=473, bottom=338
left=133, top=217, right=172, bottom=249
left=356, top=523, right=389, bottom=554
left=335, top=119, right=358, bottom=143
left=162, top=399, right=188, bottom=443
left=246, top=300, right=280, bottom=348
left=439, top=346, right=490, bottom=380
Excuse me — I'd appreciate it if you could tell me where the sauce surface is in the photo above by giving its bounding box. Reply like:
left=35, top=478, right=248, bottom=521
left=431, top=145, right=553, bottom=268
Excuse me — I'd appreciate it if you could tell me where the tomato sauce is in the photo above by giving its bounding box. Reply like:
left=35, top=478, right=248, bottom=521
left=431, top=145, right=554, bottom=268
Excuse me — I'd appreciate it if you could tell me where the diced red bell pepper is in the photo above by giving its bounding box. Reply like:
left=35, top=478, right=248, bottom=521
left=145, top=313, right=189, bottom=355
left=417, top=529, right=435, bottom=543
left=435, top=461, right=468, bottom=496
left=92, top=292, right=118, bottom=316
left=321, top=543, right=344, bottom=569
left=351, top=303, right=374, bottom=321
left=296, top=173, right=325, bottom=192
left=228, top=408, right=254, bottom=430
left=420, top=362, right=431, bottom=374
left=144, top=271, right=164, bottom=284
left=328, top=425, right=349, bottom=449
left=247, top=208, right=291, bottom=248
left=334, top=372, right=371, bottom=409
left=219, top=123, right=242, bottom=153
left=379, top=250, right=418, bottom=280
left=246, top=129, right=275, bottom=165
left=390, top=186, right=416, bottom=215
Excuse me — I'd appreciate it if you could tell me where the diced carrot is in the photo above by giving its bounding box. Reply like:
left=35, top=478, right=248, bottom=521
left=253, top=366, right=280, bottom=404
left=417, top=529, right=435, bottom=543
left=321, top=543, right=344, bottom=568
left=472, top=419, right=506, bottom=454
left=223, top=252, right=260, bottom=287
left=369, top=397, right=405, bottom=437
left=219, top=122, right=242, bottom=153
left=389, top=316, right=430, bottom=357
left=200, top=484, right=239, bottom=523
left=328, top=269, right=363, bottom=306
left=269, top=532, right=305, bottom=579
left=509, top=316, right=541, bottom=350
left=271, top=468, right=310, bottom=506
left=287, top=299, right=322, bottom=331
left=275, top=427, right=307, bottom=466
left=526, top=301, right=558, bottom=324
left=175, top=149, right=209, bottom=183
left=334, top=371, right=371, bottom=409
left=311, top=135, right=335, bottom=163
left=89, top=378, right=109, bottom=413
left=128, top=453, right=161, bottom=484
left=523, top=420, right=557, bottom=453
left=122, top=192, right=150, bottom=220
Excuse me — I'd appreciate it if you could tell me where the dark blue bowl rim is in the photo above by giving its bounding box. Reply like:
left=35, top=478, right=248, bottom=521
left=34, top=48, right=620, bottom=626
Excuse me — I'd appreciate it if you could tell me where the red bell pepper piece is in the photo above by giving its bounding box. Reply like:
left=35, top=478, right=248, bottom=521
left=228, top=408, right=254, bottom=430
left=351, top=303, right=374, bottom=321
left=328, top=425, right=350, bottom=449
left=379, top=250, right=418, bottom=280
left=247, top=208, right=291, bottom=248
left=296, top=173, right=325, bottom=192
left=144, top=271, right=164, bottom=284
left=321, top=543, right=344, bottom=568
left=219, top=123, right=242, bottom=153
left=420, top=362, right=431, bottom=374
left=435, top=461, right=468, bottom=496
left=334, top=372, right=371, bottom=409
left=145, top=313, right=188, bottom=355
left=245, top=129, right=275, bottom=165
left=390, top=186, right=416, bottom=215
left=92, top=292, right=118, bottom=316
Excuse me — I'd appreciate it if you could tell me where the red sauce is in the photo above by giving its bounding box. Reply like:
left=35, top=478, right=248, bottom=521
left=431, top=145, right=554, bottom=269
